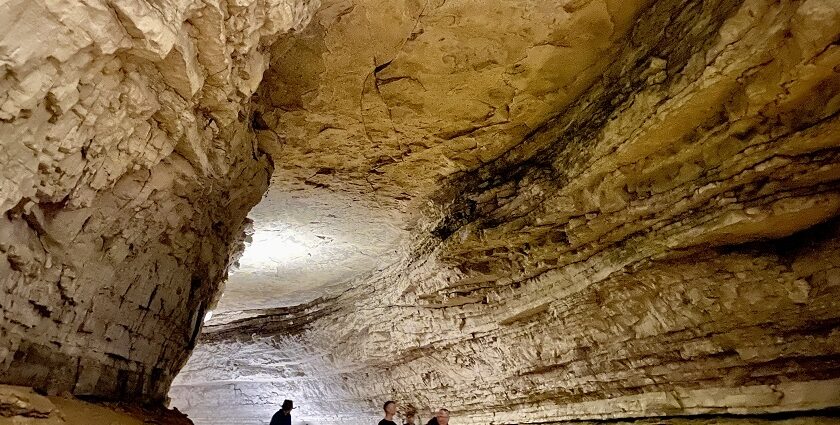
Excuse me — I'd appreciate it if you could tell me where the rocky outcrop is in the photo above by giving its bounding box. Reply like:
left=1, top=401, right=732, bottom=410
left=171, top=0, right=840, bottom=423
left=0, top=384, right=191, bottom=424
left=0, top=0, right=316, bottom=403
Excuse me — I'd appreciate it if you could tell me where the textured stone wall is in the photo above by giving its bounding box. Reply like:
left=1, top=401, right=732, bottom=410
left=171, top=0, right=840, bottom=423
left=0, top=384, right=192, bottom=424
left=0, top=0, right=317, bottom=402
left=2, top=0, right=838, bottom=423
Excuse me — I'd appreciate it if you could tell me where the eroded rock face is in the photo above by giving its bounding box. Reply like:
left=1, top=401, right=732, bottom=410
left=171, top=0, right=840, bottom=423
left=2, top=0, right=839, bottom=424
left=0, top=0, right=316, bottom=402
left=0, top=384, right=191, bottom=424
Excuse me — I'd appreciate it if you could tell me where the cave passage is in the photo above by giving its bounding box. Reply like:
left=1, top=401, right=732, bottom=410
left=1, top=0, right=840, bottom=424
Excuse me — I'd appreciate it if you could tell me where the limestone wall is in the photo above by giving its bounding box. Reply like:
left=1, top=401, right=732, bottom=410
left=1, top=0, right=838, bottom=423
left=170, top=0, right=840, bottom=423
left=0, top=384, right=192, bottom=425
left=0, top=0, right=316, bottom=402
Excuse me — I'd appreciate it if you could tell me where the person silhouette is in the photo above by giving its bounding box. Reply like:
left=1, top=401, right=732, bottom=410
left=270, top=399, right=294, bottom=425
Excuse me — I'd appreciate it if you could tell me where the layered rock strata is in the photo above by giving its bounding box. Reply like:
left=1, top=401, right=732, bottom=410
left=1, top=0, right=838, bottom=423
left=171, top=0, right=840, bottom=423
left=0, top=384, right=191, bottom=425
left=0, top=0, right=316, bottom=403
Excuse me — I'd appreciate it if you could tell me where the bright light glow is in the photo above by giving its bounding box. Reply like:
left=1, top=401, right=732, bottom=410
left=236, top=228, right=311, bottom=270
left=203, top=311, right=213, bottom=323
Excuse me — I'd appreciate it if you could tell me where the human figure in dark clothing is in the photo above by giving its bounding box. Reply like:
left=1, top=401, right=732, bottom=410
left=437, top=409, right=450, bottom=425
left=426, top=408, right=449, bottom=425
left=379, top=400, right=398, bottom=425
left=270, top=399, right=294, bottom=425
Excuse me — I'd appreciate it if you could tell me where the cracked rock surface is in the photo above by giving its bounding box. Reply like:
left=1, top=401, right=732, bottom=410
left=0, top=384, right=191, bottom=424
left=0, top=0, right=316, bottom=404
left=173, top=0, right=840, bottom=423
left=1, top=0, right=840, bottom=424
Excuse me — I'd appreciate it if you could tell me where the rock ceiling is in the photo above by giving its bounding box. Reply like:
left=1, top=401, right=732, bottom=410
left=178, top=0, right=840, bottom=423
left=216, top=0, right=652, bottom=318
left=1, top=0, right=839, bottom=424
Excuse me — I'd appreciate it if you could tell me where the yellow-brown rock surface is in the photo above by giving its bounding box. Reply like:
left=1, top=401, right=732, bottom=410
left=173, top=0, right=840, bottom=423
left=1, top=0, right=839, bottom=424
left=0, top=385, right=190, bottom=425
left=0, top=0, right=316, bottom=403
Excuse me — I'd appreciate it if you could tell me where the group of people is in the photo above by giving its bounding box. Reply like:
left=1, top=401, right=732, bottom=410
left=379, top=400, right=450, bottom=425
left=268, top=399, right=451, bottom=425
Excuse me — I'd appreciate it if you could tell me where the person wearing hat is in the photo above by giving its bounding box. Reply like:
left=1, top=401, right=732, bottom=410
left=270, top=399, right=294, bottom=425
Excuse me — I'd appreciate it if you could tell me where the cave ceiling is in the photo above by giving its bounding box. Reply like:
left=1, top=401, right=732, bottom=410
left=216, top=0, right=646, bottom=320
left=1, top=0, right=838, bottom=423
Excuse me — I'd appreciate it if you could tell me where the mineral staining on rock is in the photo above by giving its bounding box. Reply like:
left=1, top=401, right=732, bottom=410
left=1, top=0, right=840, bottom=424
left=173, top=0, right=840, bottom=423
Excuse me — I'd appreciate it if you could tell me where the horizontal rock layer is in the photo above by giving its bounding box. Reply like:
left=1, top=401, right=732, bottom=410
left=0, top=384, right=191, bottom=424
left=172, top=0, right=840, bottom=423
left=1, top=0, right=839, bottom=423
left=0, top=0, right=316, bottom=402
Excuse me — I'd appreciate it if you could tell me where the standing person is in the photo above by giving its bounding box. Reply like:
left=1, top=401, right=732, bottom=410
left=270, top=399, right=294, bottom=425
left=380, top=400, right=398, bottom=425
left=402, top=404, right=418, bottom=425
left=436, top=409, right=450, bottom=425
left=426, top=409, right=450, bottom=425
